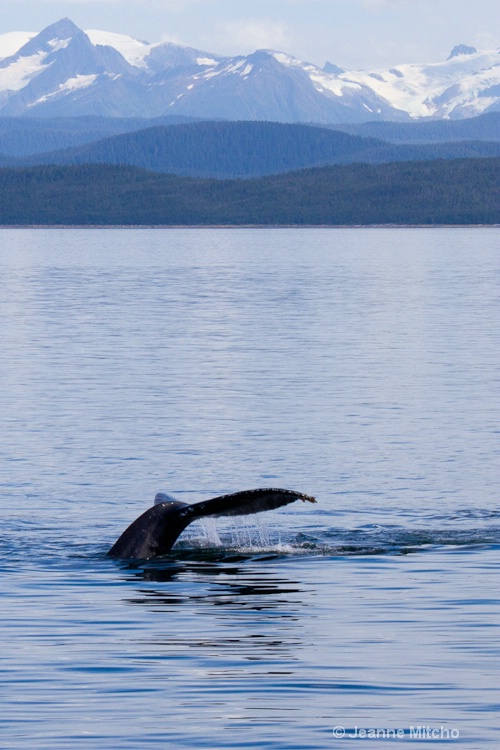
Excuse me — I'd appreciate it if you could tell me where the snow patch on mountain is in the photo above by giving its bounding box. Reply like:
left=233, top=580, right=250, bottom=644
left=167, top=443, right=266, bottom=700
left=47, top=37, right=72, bottom=53
left=29, top=73, right=99, bottom=107
left=309, top=69, right=364, bottom=98
left=0, top=51, right=49, bottom=91
left=85, top=29, right=154, bottom=68
left=0, top=32, right=36, bottom=60
left=196, top=57, right=219, bottom=67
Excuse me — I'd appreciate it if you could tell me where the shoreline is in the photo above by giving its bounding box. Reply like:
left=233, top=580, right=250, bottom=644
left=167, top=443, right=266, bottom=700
left=0, top=223, right=498, bottom=230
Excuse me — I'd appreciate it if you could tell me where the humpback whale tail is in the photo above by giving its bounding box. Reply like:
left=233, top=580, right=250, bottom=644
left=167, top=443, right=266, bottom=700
left=108, top=488, right=316, bottom=560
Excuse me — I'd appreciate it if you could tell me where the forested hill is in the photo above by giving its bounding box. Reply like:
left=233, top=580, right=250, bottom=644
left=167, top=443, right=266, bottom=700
left=2, top=121, right=499, bottom=178
left=0, top=158, right=498, bottom=226
left=0, top=113, right=498, bottom=162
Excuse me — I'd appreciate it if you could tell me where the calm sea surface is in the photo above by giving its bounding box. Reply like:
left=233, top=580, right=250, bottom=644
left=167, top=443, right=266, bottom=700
left=0, top=227, right=498, bottom=749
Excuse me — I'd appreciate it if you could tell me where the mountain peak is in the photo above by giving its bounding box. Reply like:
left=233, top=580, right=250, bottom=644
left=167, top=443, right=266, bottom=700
left=47, top=17, right=80, bottom=31
left=29, top=17, right=82, bottom=42
left=12, top=17, right=84, bottom=59
left=323, top=61, right=345, bottom=75
left=447, top=44, right=477, bottom=60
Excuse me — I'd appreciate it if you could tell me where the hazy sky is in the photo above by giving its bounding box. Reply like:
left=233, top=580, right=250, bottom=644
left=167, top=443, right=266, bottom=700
left=0, top=0, right=498, bottom=69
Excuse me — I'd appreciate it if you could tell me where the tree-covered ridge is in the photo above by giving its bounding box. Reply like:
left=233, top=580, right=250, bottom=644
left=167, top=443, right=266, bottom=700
left=0, top=114, right=498, bottom=163
left=0, top=158, right=498, bottom=226
left=1, top=121, right=499, bottom=178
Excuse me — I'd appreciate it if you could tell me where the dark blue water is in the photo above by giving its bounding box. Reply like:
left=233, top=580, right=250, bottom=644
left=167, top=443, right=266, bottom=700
left=0, top=227, right=498, bottom=749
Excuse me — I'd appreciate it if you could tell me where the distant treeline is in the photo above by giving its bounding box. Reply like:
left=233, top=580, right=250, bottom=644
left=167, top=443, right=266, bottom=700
left=0, top=115, right=200, bottom=159
left=330, top=112, right=500, bottom=144
left=0, top=158, right=498, bottom=225
left=1, top=120, right=499, bottom=178
left=0, top=113, right=499, bottom=163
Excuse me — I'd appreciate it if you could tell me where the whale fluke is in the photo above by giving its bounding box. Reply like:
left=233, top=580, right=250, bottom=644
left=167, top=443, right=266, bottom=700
left=108, top=488, right=316, bottom=559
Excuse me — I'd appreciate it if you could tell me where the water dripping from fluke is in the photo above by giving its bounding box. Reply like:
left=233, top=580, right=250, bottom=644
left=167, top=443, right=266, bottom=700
left=107, top=488, right=316, bottom=560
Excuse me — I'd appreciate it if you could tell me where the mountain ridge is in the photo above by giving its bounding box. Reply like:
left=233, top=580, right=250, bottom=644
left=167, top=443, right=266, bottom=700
left=0, top=18, right=498, bottom=122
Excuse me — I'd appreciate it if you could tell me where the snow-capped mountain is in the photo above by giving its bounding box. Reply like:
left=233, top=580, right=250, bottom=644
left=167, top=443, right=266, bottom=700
left=0, top=18, right=498, bottom=122
left=330, top=45, right=500, bottom=120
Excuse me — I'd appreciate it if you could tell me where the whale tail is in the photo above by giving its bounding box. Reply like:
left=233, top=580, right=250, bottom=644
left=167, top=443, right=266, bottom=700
left=108, top=488, right=316, bottom=560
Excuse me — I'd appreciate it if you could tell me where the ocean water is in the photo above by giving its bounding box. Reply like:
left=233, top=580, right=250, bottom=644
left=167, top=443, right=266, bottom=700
left=0, top=227, right=498, bottom=749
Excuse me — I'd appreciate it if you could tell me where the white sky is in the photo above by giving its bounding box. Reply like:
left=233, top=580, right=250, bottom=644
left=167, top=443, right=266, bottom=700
left=0, top=0, right=498, bottom=69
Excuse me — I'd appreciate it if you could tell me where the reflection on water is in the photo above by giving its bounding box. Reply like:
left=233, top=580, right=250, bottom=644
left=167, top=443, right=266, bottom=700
left=0, top=227, right=499, bottom=749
